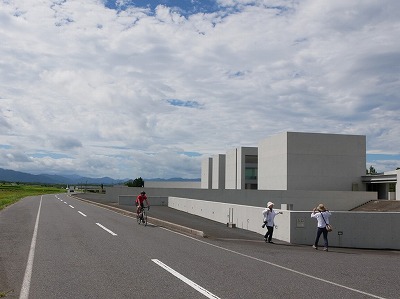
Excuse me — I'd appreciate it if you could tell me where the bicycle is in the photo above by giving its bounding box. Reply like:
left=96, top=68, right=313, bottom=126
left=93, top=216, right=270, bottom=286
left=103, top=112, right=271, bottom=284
left=136, top=206, right=149, bottom=226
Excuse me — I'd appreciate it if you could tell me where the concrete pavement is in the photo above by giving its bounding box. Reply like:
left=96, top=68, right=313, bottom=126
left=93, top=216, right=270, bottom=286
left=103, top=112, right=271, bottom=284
left=71, top=194, right=266, bottom=241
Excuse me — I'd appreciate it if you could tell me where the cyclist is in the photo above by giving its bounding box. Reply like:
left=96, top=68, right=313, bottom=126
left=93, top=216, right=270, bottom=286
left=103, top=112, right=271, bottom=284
left=136, top=191, right=150, bottom=217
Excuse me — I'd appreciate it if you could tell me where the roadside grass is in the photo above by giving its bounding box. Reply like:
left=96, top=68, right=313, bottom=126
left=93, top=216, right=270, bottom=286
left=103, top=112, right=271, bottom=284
left=0, top=290, right=13, bottom=297
left=0, top=184, right=65, bottom=211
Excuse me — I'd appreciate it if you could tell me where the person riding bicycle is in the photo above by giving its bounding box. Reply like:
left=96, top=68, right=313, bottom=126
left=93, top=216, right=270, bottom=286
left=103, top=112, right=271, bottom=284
left=136, top=191, right=150, bottom=216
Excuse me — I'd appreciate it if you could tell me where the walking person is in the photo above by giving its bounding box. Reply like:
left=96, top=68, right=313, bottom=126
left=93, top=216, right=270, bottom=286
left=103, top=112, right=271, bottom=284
left=311, top=204, right=331, bottom=251
left=262, top=202, right=283, bottom=243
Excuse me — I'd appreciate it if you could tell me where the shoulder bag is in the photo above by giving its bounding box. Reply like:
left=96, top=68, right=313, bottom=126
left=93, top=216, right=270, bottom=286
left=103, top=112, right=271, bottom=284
left=320, top=212, right=333, bottom=232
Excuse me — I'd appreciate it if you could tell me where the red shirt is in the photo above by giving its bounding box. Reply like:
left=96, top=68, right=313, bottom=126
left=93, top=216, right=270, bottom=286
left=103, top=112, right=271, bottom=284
left=136, top=194, right=147, bottom=204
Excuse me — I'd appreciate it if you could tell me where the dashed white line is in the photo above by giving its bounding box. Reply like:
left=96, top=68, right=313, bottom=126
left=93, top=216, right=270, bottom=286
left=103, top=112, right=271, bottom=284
left=152, top=259, right=220, bottom=299
left=19, top=196, right=43, bottom=299
left=69, top=205, right=74, bottom=209
left=78, top=211, right=87, bottom=217
left=96, top=223, right=117, bottom=236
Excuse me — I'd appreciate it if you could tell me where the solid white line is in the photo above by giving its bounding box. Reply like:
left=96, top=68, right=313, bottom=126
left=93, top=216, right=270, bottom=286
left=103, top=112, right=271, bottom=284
left=69, top=205, right=74, bottom=209
left=160, top=228, right=386, bottom=299
left=152, top=259, right=220, bottom=299
left=96, top=223, right=117, bottom=236
left=78, top=211, right=87, bottom=217
left=19, top=196, right=43, bottom=299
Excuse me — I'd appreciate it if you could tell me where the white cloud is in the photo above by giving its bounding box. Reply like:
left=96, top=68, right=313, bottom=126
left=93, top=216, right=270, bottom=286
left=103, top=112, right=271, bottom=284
left=0, top=0, right=399, bottom=179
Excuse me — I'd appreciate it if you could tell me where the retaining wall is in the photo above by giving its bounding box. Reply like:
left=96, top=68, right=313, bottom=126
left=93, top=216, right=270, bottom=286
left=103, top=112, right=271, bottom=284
left=169, top=197, right=400, bottom=250
left=106, top=186, right=376, bottom=211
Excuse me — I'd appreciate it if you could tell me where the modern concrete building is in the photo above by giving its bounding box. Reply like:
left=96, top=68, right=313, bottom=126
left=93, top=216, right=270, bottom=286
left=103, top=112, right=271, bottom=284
left=202, top=132, right=366, bottom=192
left=225, top=147, right=258, bottom=190
left=362, top=169, right=400, bottom=200
left=104, top=131, right=399, bottom=249
left=201, top=157, right=212, bottom=189
left=257, top=132, right=366, bottom=191
left=211, top=154, right=225, bottom=189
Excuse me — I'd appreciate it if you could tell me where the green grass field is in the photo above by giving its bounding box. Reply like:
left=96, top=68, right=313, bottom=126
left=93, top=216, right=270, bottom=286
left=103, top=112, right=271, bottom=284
left=0, top=184, right=65, bottom=211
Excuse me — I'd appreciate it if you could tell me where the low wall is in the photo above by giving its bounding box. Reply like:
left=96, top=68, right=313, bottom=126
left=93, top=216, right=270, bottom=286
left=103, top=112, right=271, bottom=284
left=75, top=192, right=110, bottom=203
left=118, top=195, right=169, bottom=206
left=144, top=181, right=201, bottom=189
left=169, top=197, right=400, bottom=250
left=107, top=186, right=377, bottom=211
left=289, top=211, right=400, bottom=249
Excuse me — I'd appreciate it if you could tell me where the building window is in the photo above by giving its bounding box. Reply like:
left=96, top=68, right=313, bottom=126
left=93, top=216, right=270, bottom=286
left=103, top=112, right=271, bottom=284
left=245, top=155, right=258, bottom=164
left=245, top=168, right=257, bottom=180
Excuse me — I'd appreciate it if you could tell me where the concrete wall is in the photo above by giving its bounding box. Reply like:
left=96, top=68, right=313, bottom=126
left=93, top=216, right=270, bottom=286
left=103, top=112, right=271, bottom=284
left=144, top=181, right=201, bottom=189
left=258, top=132, right=288, bottom=190
left=169, top=197, right=400, bottom=250
left=397, top=170, right=400, bottom=200
left=118, top=195, right=168, bottom=206
left=201, top=157, right=212, bottom=189
left=225, top=148, right=237, bottom=189
left=258, top=132, right=366, bottom=191
left=75, top=192, right=110, bottom=202
left=212, top=154, right=225, bottom=189
left=225, top=147, right=258, bottom=190
left=106, top=186, right=377, bottom=211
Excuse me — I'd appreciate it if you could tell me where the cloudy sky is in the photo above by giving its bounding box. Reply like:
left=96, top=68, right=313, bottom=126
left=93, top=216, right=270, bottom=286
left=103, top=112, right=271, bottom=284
left=1, top=0, right=399, bottom=180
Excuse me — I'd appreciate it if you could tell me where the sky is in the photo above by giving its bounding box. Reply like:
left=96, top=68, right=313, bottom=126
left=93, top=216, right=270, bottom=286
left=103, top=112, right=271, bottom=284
left=1, top=0, right=400, bottom=180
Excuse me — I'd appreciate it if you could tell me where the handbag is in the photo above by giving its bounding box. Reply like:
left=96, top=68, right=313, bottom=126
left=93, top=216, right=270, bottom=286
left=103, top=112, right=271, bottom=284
left=320, top=212, right=333, bottom=232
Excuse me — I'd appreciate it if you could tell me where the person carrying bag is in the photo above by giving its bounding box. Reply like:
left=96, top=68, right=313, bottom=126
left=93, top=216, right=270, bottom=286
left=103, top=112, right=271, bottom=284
left=311, top=204, right=332, bottom=251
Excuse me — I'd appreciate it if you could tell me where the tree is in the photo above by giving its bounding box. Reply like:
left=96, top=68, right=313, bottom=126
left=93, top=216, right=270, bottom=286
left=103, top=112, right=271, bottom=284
left=125, top=177, right=144, bottom=187
left=367, top=165, right=377, bottom=174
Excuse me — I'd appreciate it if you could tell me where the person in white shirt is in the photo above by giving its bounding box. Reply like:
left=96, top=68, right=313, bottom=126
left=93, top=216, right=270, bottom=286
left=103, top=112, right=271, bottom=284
left=262, top=202, right=283, bottom=243
left=311, top=204, right=332, bottom=251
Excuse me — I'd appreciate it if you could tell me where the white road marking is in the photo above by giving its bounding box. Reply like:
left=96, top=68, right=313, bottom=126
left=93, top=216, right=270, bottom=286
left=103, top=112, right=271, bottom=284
left=78, top=211, right=87, bottom=217
left=64, top=202, right=68, bottom=204
left=160, top=228, right=386, bottom=299
left=96, top=223, right=117, bottom=236
left=69, top=205, right=74, bottom=209
left=19, top=196, right=43, bottom=299
left=152, top=259, right=220, bottom=299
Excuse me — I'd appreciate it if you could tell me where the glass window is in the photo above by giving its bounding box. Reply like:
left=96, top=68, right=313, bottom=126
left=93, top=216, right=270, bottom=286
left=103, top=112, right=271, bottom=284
left=245, top=155, right=258, bottom=164
left=245, top=168, right=257, bottom=180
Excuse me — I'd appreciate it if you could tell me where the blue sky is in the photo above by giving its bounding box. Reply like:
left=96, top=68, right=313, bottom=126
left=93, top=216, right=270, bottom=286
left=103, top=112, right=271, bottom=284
left=1, top=0, right=399, bottom=179
left=104, top=0, right=221, bottom=15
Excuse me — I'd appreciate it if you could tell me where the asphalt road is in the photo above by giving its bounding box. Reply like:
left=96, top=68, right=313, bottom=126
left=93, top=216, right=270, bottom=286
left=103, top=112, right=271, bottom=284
left=1, top=193, right=399, bottom=299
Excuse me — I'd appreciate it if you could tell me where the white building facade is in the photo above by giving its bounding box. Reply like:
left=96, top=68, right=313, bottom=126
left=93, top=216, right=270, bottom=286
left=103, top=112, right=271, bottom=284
left=225, top=147, right=258, bottom=190
left=203, top=131, right=367, bottom=192
left=257, top=132, right=366, bottom=191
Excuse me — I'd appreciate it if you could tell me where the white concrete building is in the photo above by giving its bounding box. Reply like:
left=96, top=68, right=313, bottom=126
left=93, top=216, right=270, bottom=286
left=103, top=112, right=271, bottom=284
left=225, top=147, right=258, bottom=190
left=258, top=132, right=366, bottom=191
left=211, top=154, right=225, bottom=189
left=201, top=157, right=212, bottom=189
left=107, top=132, right=399, bottom=249
left=202, top=131, right=367, bottom=192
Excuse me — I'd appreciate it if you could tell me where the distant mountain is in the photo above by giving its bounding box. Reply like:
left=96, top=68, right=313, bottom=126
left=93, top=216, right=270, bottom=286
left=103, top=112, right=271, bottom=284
left=0, top=168, right=200, bottom=185
left=0, top=168, right=127, bottom=185
left=145, top=177, right=200, bottom=182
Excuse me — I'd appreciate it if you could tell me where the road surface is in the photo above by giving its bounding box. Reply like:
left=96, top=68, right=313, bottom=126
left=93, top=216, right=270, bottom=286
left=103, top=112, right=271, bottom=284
left=1, top=193, right=399, bottom=298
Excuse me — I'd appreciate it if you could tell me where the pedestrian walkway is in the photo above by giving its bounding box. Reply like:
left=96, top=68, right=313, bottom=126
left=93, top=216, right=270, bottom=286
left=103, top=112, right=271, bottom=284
left=72, top=194, right=264, bottom=241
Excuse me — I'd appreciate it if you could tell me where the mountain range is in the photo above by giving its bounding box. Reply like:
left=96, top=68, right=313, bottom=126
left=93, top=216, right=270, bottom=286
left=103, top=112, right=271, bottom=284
left=0, top=168, right=199, bottom=185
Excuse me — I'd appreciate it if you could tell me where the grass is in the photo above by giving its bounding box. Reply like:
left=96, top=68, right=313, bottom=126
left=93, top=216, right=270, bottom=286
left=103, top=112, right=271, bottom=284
left=0, top=290, right=13, bottom=297
left=0, top=184, right=65, bottom=211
